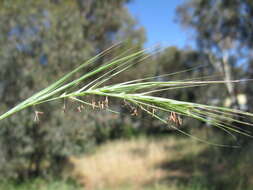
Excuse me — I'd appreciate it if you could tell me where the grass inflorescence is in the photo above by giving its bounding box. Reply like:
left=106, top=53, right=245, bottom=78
left=1, top=45, right=253, bottom=146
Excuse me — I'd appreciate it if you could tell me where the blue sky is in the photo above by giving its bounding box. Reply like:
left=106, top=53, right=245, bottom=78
left=127, top=0, right=192, bottom=48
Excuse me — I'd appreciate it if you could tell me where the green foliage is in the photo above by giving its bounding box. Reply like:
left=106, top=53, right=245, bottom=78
left=0, top=178, right=82, bottom=190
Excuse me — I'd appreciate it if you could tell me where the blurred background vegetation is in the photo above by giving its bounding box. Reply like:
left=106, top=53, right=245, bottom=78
left=0, top=0, right=253, bottom=189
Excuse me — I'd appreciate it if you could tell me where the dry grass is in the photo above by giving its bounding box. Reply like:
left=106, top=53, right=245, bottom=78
left=68, top=136, right=205, bottom=190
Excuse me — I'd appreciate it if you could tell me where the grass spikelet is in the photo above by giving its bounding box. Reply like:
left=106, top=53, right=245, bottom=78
left=1, top=46, right=253, bottom=146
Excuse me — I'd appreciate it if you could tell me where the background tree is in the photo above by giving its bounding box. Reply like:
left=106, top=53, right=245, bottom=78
left=177, top=0, right=253, bottom=109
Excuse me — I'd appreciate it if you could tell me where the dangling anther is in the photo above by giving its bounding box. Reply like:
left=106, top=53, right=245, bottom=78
left=131, top=108, right=138, bottom=116
left=92, top=99, right=96, bottom=110
left=168, top=112, right=182, bottom=126
left=34, top=111, right=44, bottom=122
left=77, top=106, right=82, bottom=112
left=104, top=96, right=109, bottom=108
left=63, top=99, right=66, bottom=113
